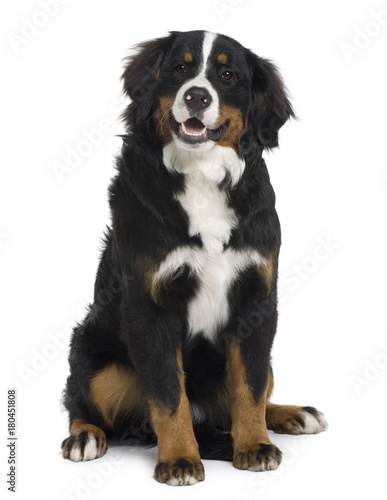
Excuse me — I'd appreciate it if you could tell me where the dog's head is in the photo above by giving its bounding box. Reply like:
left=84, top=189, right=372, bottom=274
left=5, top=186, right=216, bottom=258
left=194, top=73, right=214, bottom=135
left=122, top=30, right=294, bottom=153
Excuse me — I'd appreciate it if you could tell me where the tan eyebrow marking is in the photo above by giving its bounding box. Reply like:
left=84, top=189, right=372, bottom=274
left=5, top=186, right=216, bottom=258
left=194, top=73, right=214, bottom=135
left=184, top=51, right=193, bottom=63
left=217, top=53, right=228, bottom=64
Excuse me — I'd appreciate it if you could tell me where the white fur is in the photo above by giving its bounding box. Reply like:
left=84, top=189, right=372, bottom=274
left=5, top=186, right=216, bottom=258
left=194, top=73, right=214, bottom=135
left=69, top=445, right=82, bottom=462
left=178, top=176, right=236, bottom=253
left=154, top=244, right=266, bottom=340
left=160, top=135, right=258, bottom=341
left=82, top=435, right=99, bottom=461
left=155, top=245, right=266, bottom=340
left=69, top=434, right=99, bottom=462
left=172, top=32, right=219, bottom=133
left=163, top=141, right=245, bottom=187
left=167, top=474, right=199, bottom=486
left=301, top=410, right=329, bottom=434
left=164, top=143, right=245, bottom=253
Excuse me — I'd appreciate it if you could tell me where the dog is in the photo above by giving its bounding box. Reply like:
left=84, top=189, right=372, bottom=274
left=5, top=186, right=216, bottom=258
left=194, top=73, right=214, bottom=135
left=61, top=30, right=327, bottom=486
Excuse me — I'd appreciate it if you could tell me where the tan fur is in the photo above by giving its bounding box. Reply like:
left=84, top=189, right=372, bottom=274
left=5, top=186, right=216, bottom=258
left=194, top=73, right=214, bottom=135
left=265, top=370, right=316, bottom=434
left=143, top=265, right=163, bottom=306
left=226, top=342, right=271, bottom=450
left=217, top=53, right=228, bottom=64
left=62, top=418, right=107, bottom=459
left=184, top=51, right=193, bottom=63
left=266, top=402, right=309, bottom=434
left=266, top=368, right=274, bottom=401
left=69, top=418, right=106, bottom=439
left=149, top=351, right=200, bottom=463
left=90, top=363, right=142, bottom=429
left=226, top=343, right=282, bottom=470
left=154, top=95, right=175, bottom=145
left=258, top=254, right=275, bottom=294
left=149, top=351, right=204, bottom=483
left=213, top=104, right=245, bottom=150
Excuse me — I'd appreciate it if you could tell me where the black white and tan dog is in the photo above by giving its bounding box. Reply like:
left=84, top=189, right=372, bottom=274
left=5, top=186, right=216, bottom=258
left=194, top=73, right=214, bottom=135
left=61, top=30, right=327, bottom=486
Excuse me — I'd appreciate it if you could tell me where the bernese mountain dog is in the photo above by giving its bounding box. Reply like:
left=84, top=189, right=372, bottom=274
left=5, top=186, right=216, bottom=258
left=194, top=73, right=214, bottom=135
left=61, top=30, right=327, bottom=486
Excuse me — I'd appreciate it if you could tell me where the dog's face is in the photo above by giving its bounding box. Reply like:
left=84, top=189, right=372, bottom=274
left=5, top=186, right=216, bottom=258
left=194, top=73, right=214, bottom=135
left=122, top=30, right=294, bottom=153
left=155, top=31, right=251, bottom=152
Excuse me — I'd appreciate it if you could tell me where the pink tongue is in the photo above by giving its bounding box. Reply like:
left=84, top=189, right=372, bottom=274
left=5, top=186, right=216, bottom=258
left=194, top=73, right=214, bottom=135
left=184, top=117, right=205, bottom=134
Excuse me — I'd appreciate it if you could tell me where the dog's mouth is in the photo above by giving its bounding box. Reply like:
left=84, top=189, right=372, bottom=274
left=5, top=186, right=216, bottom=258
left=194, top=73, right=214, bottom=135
left=172, top=117, right=229, bottom=145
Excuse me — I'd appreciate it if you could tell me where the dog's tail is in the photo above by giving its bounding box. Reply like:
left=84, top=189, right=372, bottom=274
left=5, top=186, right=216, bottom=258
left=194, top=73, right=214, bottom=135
left=193, top=422, right=233, bottom=461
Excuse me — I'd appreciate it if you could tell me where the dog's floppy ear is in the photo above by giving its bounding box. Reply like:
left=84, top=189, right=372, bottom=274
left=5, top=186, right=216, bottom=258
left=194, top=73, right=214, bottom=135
left=121, top=34, right=174, bottom=130
left=248, top=52, right=295, bottom=149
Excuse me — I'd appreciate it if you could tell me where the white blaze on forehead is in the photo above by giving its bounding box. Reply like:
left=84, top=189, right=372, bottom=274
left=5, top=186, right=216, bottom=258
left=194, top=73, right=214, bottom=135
left=172, top=31, right=219, bottom=129
left=201, top=31, right=217, bottom=72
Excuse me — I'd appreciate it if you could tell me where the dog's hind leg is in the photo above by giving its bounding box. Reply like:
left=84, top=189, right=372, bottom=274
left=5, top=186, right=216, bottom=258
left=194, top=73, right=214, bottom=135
left=265, top=369, right=328, bottom=435
left=62, top=419, right=108, bottom=462
left=62, top=362, right=145, bottom=462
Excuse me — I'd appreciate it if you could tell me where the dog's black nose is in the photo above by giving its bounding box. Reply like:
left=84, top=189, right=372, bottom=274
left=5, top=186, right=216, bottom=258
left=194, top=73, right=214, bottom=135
left=184, top=87, right=212, bottom=112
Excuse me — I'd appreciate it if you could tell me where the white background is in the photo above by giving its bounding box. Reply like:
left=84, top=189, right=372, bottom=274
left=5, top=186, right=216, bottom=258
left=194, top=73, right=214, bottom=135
left=1, top=0, right=387, bottom=498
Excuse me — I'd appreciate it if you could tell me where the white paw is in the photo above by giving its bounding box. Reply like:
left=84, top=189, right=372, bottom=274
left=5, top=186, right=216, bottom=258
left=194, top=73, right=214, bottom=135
left=62, top=431, right=107, bottom=462
left=300, top=407, right=328, bottom=434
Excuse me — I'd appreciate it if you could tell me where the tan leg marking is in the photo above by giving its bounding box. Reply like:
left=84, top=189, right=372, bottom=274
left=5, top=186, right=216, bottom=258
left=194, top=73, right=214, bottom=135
left=266, top=368, right=274, bottom=401
left=149, top=351, right=204, bottom=486
left=226, top=342, right=282, bottom=471
left=266, top=402, right=328, bottom=435
left=90, top=363, right=142, bottom=429
left=265, top=367, right=328, bottom=434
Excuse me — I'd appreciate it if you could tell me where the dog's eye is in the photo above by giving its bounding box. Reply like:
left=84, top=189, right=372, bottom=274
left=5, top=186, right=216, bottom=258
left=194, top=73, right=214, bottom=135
left=175, top=64, right=187, bottom=74
left=221, top=70, right=235, bottom=81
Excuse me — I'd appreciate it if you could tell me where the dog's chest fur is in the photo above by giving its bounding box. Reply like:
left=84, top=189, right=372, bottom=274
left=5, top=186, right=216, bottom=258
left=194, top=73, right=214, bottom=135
left=158, top=144, right=266, bottom=341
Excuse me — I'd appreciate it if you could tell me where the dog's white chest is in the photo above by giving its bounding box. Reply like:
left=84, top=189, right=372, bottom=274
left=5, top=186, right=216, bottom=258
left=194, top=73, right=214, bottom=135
left=185, top=248, right=255, bottom=340
left=156, top=145, right=266, bottom=340
left=178, top=170, right=237, bottom=253
left=155, top=243, right=265, bottom=341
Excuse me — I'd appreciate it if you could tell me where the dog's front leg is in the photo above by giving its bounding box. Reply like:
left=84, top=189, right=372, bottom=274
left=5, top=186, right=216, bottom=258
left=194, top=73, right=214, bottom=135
left=121, top=259, right=204, bottom=484
left=226, top=292, right=282, bottom=471
left=125, top=315, right=204, bottom=484
left=148, top=349, right=204, bottom=485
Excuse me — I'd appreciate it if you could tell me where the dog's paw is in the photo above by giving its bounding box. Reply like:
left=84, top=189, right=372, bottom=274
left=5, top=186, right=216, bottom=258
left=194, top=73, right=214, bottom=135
left=154, top=458, right=205, bottom=486
left=233, top=443, right=282, bottom=471
left=267, top=404, right=328, bottom=435
left=62, top=430, right=107, bottom=462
